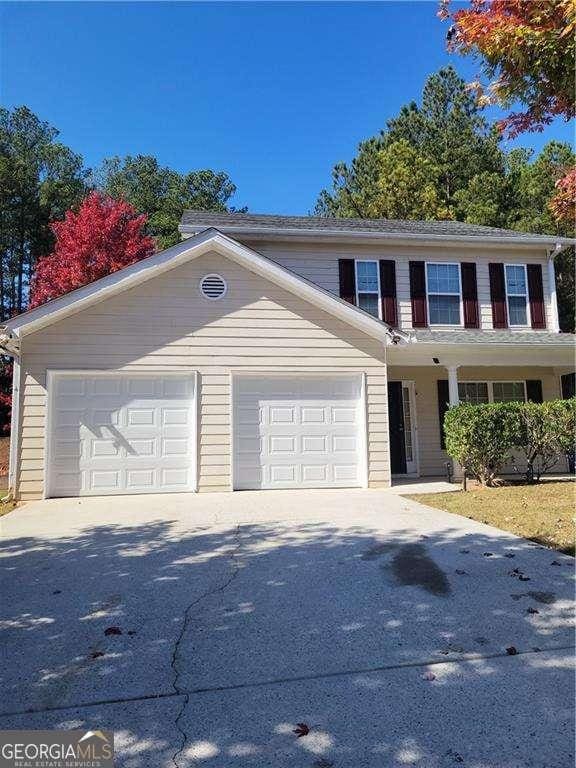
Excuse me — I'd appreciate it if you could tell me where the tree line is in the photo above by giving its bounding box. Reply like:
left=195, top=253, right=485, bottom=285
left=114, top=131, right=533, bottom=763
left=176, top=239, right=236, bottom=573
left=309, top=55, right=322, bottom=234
left=0, top=105, right=241, bottom=320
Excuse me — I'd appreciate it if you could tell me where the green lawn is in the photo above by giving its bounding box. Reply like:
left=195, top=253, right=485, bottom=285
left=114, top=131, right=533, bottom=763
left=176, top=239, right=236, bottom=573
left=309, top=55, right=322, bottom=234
left=405, top=481, right=575, bottom=555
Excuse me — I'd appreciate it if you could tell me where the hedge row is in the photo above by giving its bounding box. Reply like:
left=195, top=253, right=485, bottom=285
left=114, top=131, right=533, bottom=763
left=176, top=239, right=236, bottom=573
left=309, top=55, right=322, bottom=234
left=444, top=398, right=576, bottom=486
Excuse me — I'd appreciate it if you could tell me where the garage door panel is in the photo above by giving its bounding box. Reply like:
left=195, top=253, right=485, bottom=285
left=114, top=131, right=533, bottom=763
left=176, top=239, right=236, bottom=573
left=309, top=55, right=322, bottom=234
left=234, top=375, right=364, bottom=490
left=48, top=374, right=196, bottom=497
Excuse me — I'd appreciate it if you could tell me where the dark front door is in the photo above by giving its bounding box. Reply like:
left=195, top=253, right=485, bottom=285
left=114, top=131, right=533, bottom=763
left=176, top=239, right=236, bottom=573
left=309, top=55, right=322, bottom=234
left=388, top=381, right=407, bottom=475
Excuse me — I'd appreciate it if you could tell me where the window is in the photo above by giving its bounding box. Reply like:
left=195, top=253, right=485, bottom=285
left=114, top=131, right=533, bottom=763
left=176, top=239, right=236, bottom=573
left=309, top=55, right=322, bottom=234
left=492, top=382, right=526, bottom=403
left=505, top=264, right=529, bottom=326
left=458, top=381, right=526, bottom=404
left=355, top=261, right=380, bottom=318
left=458, top=382, right=489, bottom=405
left=426, top=263, right=461, bottom=325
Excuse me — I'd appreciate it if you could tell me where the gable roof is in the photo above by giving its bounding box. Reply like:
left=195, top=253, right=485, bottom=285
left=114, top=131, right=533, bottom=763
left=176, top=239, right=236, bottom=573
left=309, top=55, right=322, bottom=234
left=1, top=228, right=407, bottom=345
left=179, top=212, right=575, bottom=248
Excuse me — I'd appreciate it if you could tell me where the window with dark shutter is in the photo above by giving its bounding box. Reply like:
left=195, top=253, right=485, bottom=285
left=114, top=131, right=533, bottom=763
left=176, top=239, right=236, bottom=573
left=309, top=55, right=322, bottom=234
left=437, top=379, right=449, bottom=450
left=527, top=264, right=546, bottom=329
left=489, top=263, right=508, bottom=328
left=338, top=259, right=356, bottom=305
left=379, top=260, right=397, bottom=326
left=409, top=261, right=427, bottom=328
left=461, top=262, right=479, bottom=328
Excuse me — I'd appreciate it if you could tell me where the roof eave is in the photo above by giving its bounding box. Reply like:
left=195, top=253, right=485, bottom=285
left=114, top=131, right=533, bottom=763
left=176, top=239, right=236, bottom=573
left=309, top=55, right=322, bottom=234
left=178, top=224, right=574, bottom=249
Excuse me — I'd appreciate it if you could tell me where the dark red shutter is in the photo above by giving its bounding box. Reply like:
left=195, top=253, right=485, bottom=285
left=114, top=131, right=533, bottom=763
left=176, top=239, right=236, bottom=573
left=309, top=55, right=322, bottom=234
left=338, top=259, right=356, bottom=305
left=379, top=260, right=397, bottom=326
left=527, top=264, right=546, bottom=329
left=489, top=263, right=508, bottom=329
left=461, top=262, right=479, bottom=328
left=526, top=380, right=543, bottom=403
left=409, top=261, right=427, bottom=328
left=437, top=379, right=449, bottom=450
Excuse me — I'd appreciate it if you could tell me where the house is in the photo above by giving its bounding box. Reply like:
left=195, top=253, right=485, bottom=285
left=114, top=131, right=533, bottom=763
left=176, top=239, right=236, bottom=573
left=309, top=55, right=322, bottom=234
left=1, top=212, right=574, bottom=500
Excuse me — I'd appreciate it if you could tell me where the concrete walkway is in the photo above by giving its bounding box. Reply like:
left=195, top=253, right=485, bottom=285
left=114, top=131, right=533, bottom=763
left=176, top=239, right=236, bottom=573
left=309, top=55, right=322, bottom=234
left=0, top=489, right=574, bottom=767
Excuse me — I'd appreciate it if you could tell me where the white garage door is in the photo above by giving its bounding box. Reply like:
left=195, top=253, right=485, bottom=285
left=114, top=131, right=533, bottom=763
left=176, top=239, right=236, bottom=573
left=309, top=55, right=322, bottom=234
left=233, top=375, right=365, bottom=490
left=47, top=373, right=196, bottom=497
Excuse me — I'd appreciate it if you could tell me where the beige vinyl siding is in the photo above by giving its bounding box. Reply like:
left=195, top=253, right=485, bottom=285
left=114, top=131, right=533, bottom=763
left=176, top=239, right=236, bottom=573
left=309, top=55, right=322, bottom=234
left=388, top=365, right=562, bottom=477
left=16, top=251, right=389, bottom=499
left=248, top=240, right=553, bottom=332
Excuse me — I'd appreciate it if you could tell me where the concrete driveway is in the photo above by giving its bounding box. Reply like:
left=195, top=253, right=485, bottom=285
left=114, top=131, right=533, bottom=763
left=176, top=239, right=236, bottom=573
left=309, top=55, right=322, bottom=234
left=0, top=489, right=574, bottom=767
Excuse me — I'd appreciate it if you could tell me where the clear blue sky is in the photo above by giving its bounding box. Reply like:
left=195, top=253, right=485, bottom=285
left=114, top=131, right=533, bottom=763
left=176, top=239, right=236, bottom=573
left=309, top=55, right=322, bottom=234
left=1, top=1, right=573, bottom=214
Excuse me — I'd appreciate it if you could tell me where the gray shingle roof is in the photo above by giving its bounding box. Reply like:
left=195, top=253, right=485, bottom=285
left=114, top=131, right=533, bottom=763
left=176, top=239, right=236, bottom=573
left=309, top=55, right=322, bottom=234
left=180, top=211, right=572, bottom=243
left=411, top=330, right=576, bottom=346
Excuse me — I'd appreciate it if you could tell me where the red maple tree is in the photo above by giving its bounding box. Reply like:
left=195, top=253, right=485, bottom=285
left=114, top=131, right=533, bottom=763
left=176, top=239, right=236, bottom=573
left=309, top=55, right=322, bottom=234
left=30, top=191, right=155, bottom=308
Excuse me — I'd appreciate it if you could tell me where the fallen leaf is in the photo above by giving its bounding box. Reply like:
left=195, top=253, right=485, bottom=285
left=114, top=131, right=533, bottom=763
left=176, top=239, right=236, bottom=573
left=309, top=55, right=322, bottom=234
left=483, top=552, right=493, bottom=557
left=506, top=646, right=518, bottom=655
left=455, top=569, right=468, bottom=575
left=52, top=590, right=62, bottom=595
left=504, top=553, right=515, bottom=559
left=90, top=650, right=105, bottom=659
left=518, top=575, right=531, bottom=582
left=293, top=723, right=310, bottom=738
left=104, top=626, right=122, bottom=636
left=526, top=607, right=539, bottom=614
left=551, top=560, right=562, bottom=566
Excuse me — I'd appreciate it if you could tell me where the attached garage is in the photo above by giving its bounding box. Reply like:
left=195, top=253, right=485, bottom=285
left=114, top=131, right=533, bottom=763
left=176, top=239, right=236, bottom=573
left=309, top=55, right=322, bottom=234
left=233, top=374, right=366, bottom=490
left=46, top=372, right=196, bottom=497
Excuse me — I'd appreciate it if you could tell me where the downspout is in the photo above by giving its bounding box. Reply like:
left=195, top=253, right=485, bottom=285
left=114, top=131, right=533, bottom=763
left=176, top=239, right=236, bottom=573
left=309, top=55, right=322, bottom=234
left=547, top=244, right=562, bottom=333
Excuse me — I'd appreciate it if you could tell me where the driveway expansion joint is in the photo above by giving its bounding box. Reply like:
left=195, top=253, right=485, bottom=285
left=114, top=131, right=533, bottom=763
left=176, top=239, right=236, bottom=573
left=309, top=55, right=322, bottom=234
left=2, top=643, right=573, bottom=721
left=170, top=523, right=243, bottom=768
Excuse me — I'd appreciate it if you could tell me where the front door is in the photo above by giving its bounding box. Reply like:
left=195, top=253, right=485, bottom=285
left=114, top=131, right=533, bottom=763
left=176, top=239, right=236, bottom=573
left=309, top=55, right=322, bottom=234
left=388, top=381, right=406, bottom=474
left=388, top=380, right=418, bottom=475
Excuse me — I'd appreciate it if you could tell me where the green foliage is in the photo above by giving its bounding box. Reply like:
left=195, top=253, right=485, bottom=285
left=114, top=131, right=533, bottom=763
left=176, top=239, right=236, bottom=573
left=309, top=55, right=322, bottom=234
left=0, top=106, right=88, bottom=316
left=444, top=402, right=521, bottom=487
left=514, top=399, right=576, bottom=483
left=94, top=155, right=240, bottom=250
left=444, top=399, right=575, bottom=487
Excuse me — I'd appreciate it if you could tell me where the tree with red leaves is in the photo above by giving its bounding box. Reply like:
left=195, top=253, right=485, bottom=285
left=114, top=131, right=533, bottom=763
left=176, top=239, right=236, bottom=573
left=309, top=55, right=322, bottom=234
left=30, top=191, right=155, bottom=308
left=549, top=167, right=576, bottom=225
left=439, top=0, right=575, bottom=137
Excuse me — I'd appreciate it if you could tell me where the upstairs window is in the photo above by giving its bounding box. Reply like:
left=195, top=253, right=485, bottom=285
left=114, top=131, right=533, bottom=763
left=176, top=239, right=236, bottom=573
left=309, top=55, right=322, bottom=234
left=426, top=263, right=461, bottom=325
left=505, top=264, right=529, bottom=326
left=355, top=261, right=380, bottom=318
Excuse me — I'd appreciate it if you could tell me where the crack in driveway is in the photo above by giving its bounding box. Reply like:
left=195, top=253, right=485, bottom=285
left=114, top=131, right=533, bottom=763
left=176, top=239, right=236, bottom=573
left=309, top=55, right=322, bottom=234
left=170, top=524, right=243, bottom=768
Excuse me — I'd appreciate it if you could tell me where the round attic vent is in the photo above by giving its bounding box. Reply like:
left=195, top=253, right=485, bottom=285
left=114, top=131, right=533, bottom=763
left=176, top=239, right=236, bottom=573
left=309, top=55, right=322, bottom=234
left=200, top=274, right=227, bottom=300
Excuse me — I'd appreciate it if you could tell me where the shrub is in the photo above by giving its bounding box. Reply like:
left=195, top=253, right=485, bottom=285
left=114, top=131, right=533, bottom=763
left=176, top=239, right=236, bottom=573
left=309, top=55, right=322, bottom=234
left=444, top=398, right=576, bottom=486
left=444, top=402, right=522, bottom=487
left=514, top=398, right=576, bottom=482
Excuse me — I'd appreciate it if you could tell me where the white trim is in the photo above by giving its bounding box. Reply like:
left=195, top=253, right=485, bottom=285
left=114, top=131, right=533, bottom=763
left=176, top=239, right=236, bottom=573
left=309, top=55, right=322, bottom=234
left=230, top=371, right=368, bottom=491
left=179, top=224, right=575, bottom=249
left=425, top=262, right=463, bottom=327
left=8, top=358, right=20, bottom=493
left=354, top=260, right=382, bottom=320
left=504, top=263, right=531, bottom=328
left=44, top=369, right=198, bottom=499
left=547, top=256, right=560, bottom=332
left=3, top=229, right=407, bottom=346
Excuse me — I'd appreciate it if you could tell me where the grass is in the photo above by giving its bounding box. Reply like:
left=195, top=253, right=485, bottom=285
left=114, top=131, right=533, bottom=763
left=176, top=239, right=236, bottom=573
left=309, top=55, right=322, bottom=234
left=406, top=481, right=576, bottom=555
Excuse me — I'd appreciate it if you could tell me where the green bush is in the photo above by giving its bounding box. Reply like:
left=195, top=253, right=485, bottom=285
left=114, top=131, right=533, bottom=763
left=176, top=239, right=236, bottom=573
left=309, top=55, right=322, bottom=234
left=514, top=398, right=576, bottom=482
left=444, top=398, right=576, bottom=486
left=444, top=402, right=522, bottom=487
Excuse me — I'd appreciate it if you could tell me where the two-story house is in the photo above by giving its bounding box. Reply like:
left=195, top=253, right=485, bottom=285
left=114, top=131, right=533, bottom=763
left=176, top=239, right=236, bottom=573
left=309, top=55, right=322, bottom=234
left=1, top=212, right=574, bottom=500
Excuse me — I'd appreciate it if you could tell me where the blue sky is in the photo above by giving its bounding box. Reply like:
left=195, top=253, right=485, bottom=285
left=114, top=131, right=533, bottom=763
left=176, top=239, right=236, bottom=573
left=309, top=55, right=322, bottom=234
left=1, top=1, right=573, bottom=214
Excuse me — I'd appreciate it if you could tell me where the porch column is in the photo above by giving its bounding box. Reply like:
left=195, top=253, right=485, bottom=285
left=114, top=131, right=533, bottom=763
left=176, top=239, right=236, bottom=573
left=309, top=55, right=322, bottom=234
left=447, top=365, right=459, bottom=406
